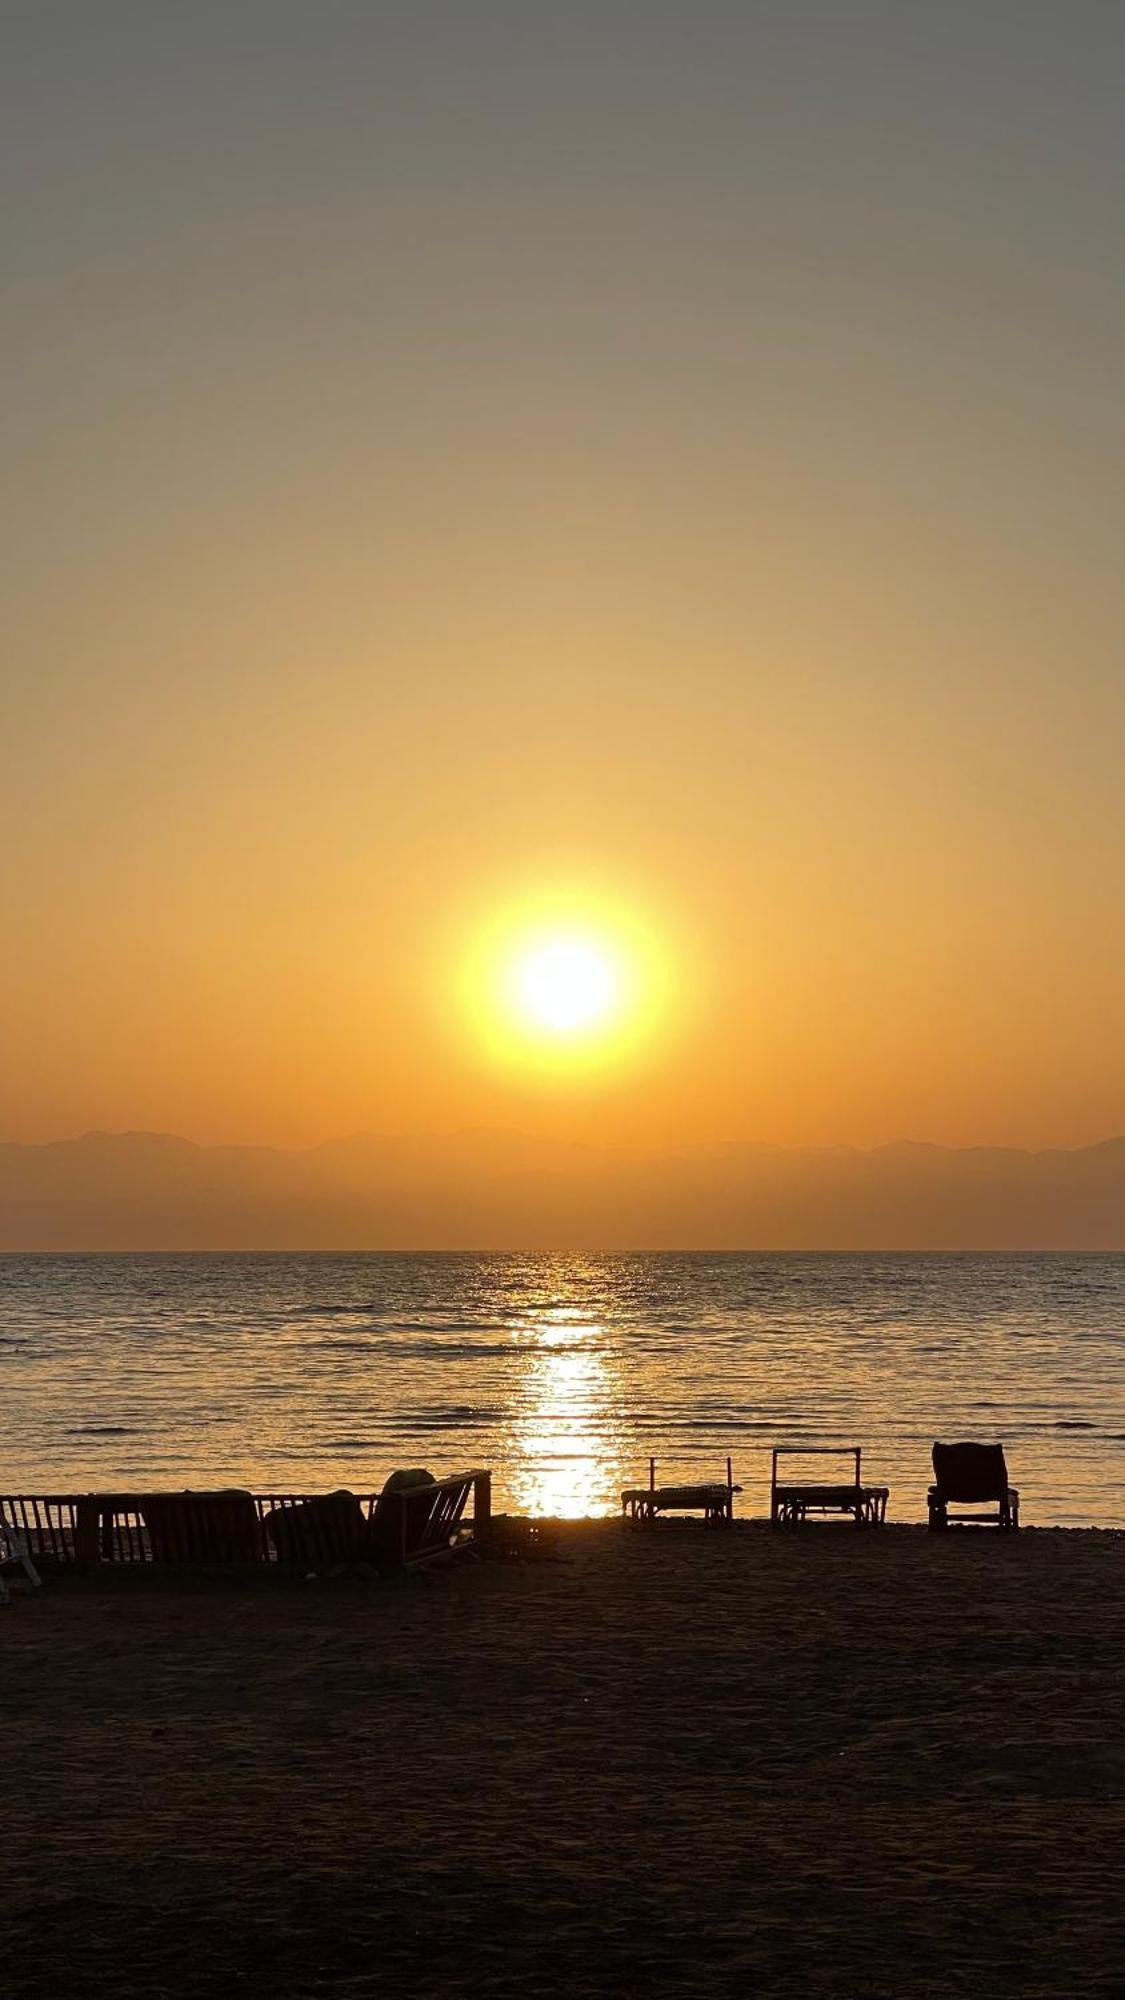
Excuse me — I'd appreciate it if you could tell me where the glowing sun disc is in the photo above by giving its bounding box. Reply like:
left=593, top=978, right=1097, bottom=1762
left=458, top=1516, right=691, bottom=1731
left=455, top=885, right=672, bottom=1077
left=512, top=936, right=619, bottom=1035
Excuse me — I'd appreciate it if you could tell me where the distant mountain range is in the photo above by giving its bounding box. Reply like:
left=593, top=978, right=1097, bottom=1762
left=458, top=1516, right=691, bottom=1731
left=2, top=1128, right=1125, bottom=1250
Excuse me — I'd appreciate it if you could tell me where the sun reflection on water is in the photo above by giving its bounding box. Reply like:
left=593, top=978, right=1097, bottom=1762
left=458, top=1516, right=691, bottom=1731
left=507, top=1312, right=631, bottom=1517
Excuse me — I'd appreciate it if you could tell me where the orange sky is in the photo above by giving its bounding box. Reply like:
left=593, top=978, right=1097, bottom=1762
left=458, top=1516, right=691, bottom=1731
left=4, top=4, right=1124, bottom=1154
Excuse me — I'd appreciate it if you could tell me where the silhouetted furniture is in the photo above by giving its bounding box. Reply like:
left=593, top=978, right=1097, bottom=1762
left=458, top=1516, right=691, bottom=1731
left=368, top=1468, right=491, bottom=1567
left=770, top=1447, right=889, bottom=1526
left=8, top=1473, right=492, bottom=1570
left=69, top=1489, right=264, bottom=1565
left=1, top=1509, right=42, bottom=1602
left=621, top=1458, right=741, bottom=1526
left=142, top=1490, right=265, bottom=1562
left=263, top=1489, right=368, bottom=1569
left=0, top=1495, right=80, bottom=1568
left=261, top=1472, right=491, bottom=1570
left=928, top=1443, right=1019, bottom=1530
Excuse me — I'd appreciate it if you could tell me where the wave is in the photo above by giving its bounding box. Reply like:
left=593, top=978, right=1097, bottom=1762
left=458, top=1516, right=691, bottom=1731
left=63, top=1425, right=142, bottom=1437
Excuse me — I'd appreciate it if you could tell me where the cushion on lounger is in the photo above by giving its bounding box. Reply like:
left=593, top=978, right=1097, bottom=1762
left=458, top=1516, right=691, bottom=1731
left=370, top=1468, right=440, bottom=1564
left=380, top=1467, right=437, bottom=1493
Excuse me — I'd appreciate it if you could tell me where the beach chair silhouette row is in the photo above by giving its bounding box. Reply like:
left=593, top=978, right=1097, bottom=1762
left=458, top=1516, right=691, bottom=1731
left=63, top=1470, right=491, bottom=1570
left=928, top=1443, right=1019, bottom=1530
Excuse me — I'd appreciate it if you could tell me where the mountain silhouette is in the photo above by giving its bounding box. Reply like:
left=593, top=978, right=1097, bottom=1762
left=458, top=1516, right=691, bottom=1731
left=2, top=1129, right=1124, bottom=1250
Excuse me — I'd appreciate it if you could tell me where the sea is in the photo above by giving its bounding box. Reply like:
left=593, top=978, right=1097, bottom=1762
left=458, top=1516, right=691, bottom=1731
left=3, top=1252, right=1124, bottom=1527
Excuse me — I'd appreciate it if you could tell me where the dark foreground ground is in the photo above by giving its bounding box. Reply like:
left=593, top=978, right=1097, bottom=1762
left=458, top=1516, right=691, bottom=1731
left=6, top=1520, right=1125, bottom=1999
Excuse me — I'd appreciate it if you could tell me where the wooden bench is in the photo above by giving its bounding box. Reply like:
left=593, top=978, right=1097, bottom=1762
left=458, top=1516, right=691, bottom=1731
left=622, top=1458, right=741, bottom=1527
left=770, top=1447, right=889, bottom=1527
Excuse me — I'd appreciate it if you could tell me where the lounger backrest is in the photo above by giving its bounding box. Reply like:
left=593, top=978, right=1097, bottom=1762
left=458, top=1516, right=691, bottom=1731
left=369, top=1469, right=472, bottom=1566
left=0, top=1496, right=80, bottom=1567
left=931, top=1442, right=1009, bottom=1502
left=263, top=1490, right=367, bottom=1568
left=139, top=1490, right=264, bottom=1563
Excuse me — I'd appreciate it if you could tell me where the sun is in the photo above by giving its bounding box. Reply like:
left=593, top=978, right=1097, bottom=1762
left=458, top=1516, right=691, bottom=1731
left=511, top=934, right=620, bottom=1036
left=458, top=889, right=669, bottom=1076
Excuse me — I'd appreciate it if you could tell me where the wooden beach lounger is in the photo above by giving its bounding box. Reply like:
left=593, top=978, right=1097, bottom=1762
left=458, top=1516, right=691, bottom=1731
left=75, top=1490, right=268, bottom=1565
left=262, top=1489, right=369, bottom=1569
left=263, top=1471, right=492, bottom=1570
left=927, top=1442, right=1020, bottom=1531
left=770, top=1447, right=889, bottom=1526
left=621, top=1458, right=741, bottom=1526
left=367, top=1467, right=491, bottom=1567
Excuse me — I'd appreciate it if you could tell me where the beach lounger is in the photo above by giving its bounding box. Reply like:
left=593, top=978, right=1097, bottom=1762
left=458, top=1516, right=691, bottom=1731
left=72, top=1489, right=266, bottom=1565
left=621, top=1458, right=741, bottom=1526
left=263, top=1472, right=492, bottom=1570
left=0, top=1509, right=42, bottom=1602
left=927, top=1443, right=1019, bottom=1531
left=140, top=1490, right=266, bottom=1563
left=368, top=1467, right=490, bottom=1567
left=770, top=1446, right=889, bottom=1526
left=0, top=1495, right=78, bottom=1569
left=262, top=1489, right=369, bottom=1569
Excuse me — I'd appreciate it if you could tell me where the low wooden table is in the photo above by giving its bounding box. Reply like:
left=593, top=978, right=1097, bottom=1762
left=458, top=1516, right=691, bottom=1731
left=770, top=1447, right=889, bottom=1527
left=622, top=1459, right=741, bottom=1527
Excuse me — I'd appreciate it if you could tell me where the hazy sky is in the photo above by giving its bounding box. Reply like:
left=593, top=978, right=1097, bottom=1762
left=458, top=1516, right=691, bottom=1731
left=4, top=2, right=1124, bottom=1152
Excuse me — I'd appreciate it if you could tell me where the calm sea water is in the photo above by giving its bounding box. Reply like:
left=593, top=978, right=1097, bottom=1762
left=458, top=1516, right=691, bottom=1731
left=3, top=1253, right=1124, bottom=1526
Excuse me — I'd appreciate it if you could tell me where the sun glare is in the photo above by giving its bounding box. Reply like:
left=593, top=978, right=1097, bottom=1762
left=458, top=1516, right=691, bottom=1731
left=459, top=889, right=669, bottom=1076
left=511, top=935, right=619, bottom=1035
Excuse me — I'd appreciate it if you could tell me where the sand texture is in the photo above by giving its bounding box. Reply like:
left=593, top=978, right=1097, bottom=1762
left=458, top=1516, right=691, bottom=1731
left=5, top=1520, right=1125, bottom=1999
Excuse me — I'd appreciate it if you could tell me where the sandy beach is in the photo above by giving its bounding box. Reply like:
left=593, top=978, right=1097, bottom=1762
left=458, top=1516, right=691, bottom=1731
left=6, top=1520, right=1125, bottom=2000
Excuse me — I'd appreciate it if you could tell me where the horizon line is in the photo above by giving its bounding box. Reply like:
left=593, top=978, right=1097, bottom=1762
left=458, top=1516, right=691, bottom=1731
left=5, top=1125, right=1125, bottom=1160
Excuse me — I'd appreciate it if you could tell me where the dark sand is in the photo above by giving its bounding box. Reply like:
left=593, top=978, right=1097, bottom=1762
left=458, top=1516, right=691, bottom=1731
left=6, top=1521, right=1125, bottom=1999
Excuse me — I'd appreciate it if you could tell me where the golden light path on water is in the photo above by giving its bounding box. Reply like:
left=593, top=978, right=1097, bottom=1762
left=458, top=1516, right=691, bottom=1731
left=506, top=1308, right=632, bottom=1519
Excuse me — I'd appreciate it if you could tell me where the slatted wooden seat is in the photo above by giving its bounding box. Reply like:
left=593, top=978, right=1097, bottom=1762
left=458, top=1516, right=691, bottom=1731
left=928, top=1442, right=1019, bottom=1530
left=770, top=1447, right=889, bottom=1527
left=622, top=1458, right=741, bottom=1526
